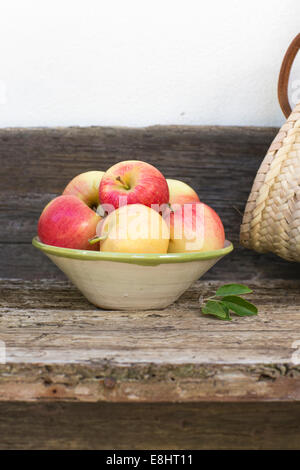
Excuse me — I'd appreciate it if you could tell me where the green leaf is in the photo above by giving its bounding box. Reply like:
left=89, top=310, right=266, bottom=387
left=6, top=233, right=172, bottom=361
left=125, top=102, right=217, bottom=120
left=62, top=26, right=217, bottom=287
left=215, top=283, right=253, bottom=297
left=221, top=296, right=258, bottom=316
left=202, top=300, right=231, bottom=321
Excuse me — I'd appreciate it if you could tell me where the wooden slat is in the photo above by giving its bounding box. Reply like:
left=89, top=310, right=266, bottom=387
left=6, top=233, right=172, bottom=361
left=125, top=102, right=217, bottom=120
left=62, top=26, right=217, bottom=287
left=1, top=402, right=300, bottom=450
left=0, top=126, right=274, bottom=196
left=1, top=124, right=300, bottom=279
left=1, top=278, right=300, bottom=403
left=2, top=125, right=300, bottom=449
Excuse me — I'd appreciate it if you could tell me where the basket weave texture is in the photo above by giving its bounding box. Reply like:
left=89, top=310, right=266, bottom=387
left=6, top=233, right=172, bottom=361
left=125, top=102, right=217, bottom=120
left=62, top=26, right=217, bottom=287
left=240, top=102, right=300, bottom=262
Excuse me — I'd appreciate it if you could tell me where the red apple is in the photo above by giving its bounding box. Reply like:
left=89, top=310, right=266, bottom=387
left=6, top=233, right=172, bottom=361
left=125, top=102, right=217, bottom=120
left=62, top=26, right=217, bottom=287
left=38, top=195, right=101, bottom=250
left=63, top=171, right=104, bottom=209
left=165, top=202, right=225, bottom=253
left=167, top=178, right=200, bottom=206
left=99, top=160, right=169, bottom=210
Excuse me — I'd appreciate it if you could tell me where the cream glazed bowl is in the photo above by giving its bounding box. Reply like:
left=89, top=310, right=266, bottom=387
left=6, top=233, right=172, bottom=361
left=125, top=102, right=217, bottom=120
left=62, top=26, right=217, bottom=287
left=33, top=237, right=233, bottom=310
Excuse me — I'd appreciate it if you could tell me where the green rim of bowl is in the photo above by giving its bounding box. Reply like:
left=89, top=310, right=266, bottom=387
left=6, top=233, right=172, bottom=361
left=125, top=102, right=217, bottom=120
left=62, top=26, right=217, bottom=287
left=32, top=236, right=233, bottom=266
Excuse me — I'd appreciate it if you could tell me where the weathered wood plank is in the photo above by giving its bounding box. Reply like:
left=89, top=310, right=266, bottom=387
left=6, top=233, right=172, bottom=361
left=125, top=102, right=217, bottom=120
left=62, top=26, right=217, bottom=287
left=2, top=126, right=300, bottom=448
left=3, top=125, right=299, bottom=280
left=1, top=402, right=300, bottom=450
left=1, top=279, right=300, bottom=402
left=1, top=126, right=276, bottom=195
left=1, top=277, right=299, bottom=313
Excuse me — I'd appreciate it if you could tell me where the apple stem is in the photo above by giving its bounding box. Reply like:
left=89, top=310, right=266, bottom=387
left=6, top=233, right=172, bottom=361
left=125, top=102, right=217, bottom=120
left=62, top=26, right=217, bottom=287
left=168, top=202, right=174, bottom=213
left=116, top=176, right=130, bottom=190
left=96, top=204, right=107, bottom=217
left=88, top=233, right=108, bottom=245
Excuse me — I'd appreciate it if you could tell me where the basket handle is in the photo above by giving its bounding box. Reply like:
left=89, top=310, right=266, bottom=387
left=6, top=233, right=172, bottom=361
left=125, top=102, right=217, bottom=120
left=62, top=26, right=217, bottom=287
left=278, top=33, right=300, bottom=118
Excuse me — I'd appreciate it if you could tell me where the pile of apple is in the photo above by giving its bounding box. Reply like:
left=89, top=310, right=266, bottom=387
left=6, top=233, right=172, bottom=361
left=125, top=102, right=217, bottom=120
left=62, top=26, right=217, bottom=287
left=38, top=160, right=225, bottom=253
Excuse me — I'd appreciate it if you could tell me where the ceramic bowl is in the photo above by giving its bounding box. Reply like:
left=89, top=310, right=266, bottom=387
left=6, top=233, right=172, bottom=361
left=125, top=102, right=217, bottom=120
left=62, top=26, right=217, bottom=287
left=32, top=237, right=233, bottom=310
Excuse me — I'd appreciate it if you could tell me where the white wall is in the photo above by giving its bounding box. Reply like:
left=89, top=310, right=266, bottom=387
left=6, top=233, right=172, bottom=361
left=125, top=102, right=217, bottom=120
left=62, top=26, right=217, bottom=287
left=0, top=0, right=299, bottom=128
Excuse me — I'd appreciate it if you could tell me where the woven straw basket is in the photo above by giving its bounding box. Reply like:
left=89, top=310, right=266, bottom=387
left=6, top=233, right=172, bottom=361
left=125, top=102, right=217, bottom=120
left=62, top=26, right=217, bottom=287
left=240, top=34, right=300, bottom=262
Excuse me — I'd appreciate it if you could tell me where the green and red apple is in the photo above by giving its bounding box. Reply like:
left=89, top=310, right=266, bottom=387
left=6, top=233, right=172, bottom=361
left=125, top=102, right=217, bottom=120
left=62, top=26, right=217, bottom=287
left=63, top=170, right=104, bottom=209
left=99, top=160, right=169, bottom=210
left=166, top=202, right=225, bottom=253
left=38, top=195, right=101, bottom=250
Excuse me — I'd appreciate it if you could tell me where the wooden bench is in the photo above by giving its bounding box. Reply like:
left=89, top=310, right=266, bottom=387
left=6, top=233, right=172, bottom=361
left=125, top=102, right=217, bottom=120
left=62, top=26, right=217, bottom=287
left=1, top=126, right=300, bottom=449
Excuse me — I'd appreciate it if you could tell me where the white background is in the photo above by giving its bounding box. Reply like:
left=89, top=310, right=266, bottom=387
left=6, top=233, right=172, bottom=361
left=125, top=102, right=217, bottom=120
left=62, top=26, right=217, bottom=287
left=0, top=0, right=299, bottom=128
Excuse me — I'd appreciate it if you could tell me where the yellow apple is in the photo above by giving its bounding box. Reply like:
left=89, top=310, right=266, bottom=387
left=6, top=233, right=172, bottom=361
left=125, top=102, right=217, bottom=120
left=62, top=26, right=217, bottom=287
left=96, top=204, right=170, bottom=253
left=167, top=179, right=200, bottom=206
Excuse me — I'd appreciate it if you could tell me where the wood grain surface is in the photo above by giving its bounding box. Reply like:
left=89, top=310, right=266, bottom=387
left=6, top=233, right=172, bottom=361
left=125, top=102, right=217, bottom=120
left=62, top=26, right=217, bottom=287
left=1, top=402, right=300, bottom=450
left=2, top=125, right=300, bottom=449
left=1, top=278, right=300, bottom=403
left=2, top=125, right=300, bottom=280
